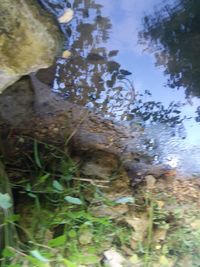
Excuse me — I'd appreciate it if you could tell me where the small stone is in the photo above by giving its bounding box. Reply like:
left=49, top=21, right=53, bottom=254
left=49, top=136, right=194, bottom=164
left=53, top=128, right=59, bottom=133
left=130, top=239, right=137, bottom=250
left=18, top=137, right=25, bottom=143
left=90, top=205, right=128, bottom=218
left=158, top=255, right=174, bottom=267
left=190, top=219, right=200, bottom=230
left=129, top=254, right=141, bottom=265
left=155, top=244, right=162, bottom=250
left=78, top=229, right=93, bottom=245
left=154, top=228, right=167, bottom=242
left=145, top=175, right=156, bottom=189
left=157, top=200, right=165, bottom=208
left=126, top=213, right=149, bottom=242
left=104, top=249, right=126, bottom=267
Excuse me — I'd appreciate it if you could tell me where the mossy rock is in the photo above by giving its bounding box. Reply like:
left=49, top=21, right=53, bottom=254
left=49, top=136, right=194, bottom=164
left=0, top=0, right=63, bottom=92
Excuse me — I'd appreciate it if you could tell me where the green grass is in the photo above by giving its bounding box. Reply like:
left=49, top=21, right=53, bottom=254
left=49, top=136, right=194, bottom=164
left=136, top=190, right=200, bottom=267
left=0, top=139, right=132, bottom=267
left=1, top=137, right=200, bottom=267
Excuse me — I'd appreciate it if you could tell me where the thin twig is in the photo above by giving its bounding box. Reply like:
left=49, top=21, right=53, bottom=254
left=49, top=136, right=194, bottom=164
left=73, top=177, right=109, bottom=183
left=7, top=246, right=27, bottom=257
left=64, top=110, right=89, bottom=146
left=73, top=177, right=110, bottom=187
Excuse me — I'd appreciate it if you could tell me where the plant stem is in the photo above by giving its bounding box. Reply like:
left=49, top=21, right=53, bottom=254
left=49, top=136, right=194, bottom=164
left=144, top=193, right=154, bottom=267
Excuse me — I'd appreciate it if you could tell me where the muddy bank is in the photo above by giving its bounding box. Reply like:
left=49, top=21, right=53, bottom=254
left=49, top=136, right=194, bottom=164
left=0, top=74, right=172, bottom=186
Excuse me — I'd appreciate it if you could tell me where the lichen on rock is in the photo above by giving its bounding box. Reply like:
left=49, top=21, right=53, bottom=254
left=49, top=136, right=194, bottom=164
left=0, top=0, right=63, bottom=92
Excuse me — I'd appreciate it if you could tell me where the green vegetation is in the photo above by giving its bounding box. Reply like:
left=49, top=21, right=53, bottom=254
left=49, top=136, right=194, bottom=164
left=0, top=139, right=132, bottom=266
left=0, top=138, right=200, bottom=266
left=134, top=188, right=200, bottom=267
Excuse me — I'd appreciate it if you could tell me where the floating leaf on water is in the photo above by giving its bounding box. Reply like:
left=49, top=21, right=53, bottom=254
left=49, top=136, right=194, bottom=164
left=64, top=196, right=83, bottom=205
left=58, top=8, right=74, bottom=24
left=30, top=250, right=50, bottom=263
left=0, top=193, right=12, bottom=210
left=115, top=196, right=135, bottom=204
left=62, top=50, right=72, bottom=59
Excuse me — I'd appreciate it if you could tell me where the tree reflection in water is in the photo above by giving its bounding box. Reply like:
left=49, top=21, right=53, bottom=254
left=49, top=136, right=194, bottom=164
left=36, top=0, right=200, bottom=174
left=139, top=0, right=200, bottom=99
left=39, top=0, right=188, bottom=128
left=48, top=0, right=135, bottom=119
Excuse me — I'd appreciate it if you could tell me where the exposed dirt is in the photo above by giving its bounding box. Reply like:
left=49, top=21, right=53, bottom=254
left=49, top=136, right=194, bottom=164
left=0, top=74, right=173, bottom=187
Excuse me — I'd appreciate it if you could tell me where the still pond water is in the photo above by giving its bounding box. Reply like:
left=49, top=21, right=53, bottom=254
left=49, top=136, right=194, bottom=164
left=40, top=0, right=200, bottom=176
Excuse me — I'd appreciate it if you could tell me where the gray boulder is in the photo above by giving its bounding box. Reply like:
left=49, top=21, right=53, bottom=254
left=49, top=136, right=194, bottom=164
left=0, top=0, right=63, bottom=92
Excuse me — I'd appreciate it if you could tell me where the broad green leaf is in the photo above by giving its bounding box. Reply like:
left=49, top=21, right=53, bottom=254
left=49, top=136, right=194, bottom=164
left=28, top=192, right=37, bottom=198
left=62, top=174, right=73, bottom=181
left=0, top=193, right=12, bottom=210
left=62, top=259, right=77, bottom=267
left=52, top=180, right=64, bottom=191
left=48, top=235, right=66, bottom=247
left=30, top=250, right=50, bottom=263
left=39, top=173, right=50, bottom=183
left=26, top=255, right=50, bottom=267
left=25, top=183, right=32, bottom=192
left=115, top=196, right=135, bottom=204
left=64, top=196, right=83, bottom=205
left=6, top=214, right=20, bottom=222
left=2, top=247, right=15, bottom=257
left=69, top=254, right=100, bottom=265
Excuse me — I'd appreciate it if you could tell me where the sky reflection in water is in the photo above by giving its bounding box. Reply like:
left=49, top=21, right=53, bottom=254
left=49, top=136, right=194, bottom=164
left=41, top=0, right=200, bottom=175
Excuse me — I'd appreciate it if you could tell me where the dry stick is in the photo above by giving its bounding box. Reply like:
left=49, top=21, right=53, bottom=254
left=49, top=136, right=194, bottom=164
left=64, top=110, right=89, bottom=146
left=144, top=192, right=154, bottom=267
left=73, top=177, right=110, bottom=187
left=7, top=246, right=27, bottom=257
left=73, top=177, right=109, bottom=183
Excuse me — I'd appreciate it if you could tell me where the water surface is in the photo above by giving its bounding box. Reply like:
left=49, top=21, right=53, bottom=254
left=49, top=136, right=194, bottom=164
left=40, top=0, right=200, bottom=176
